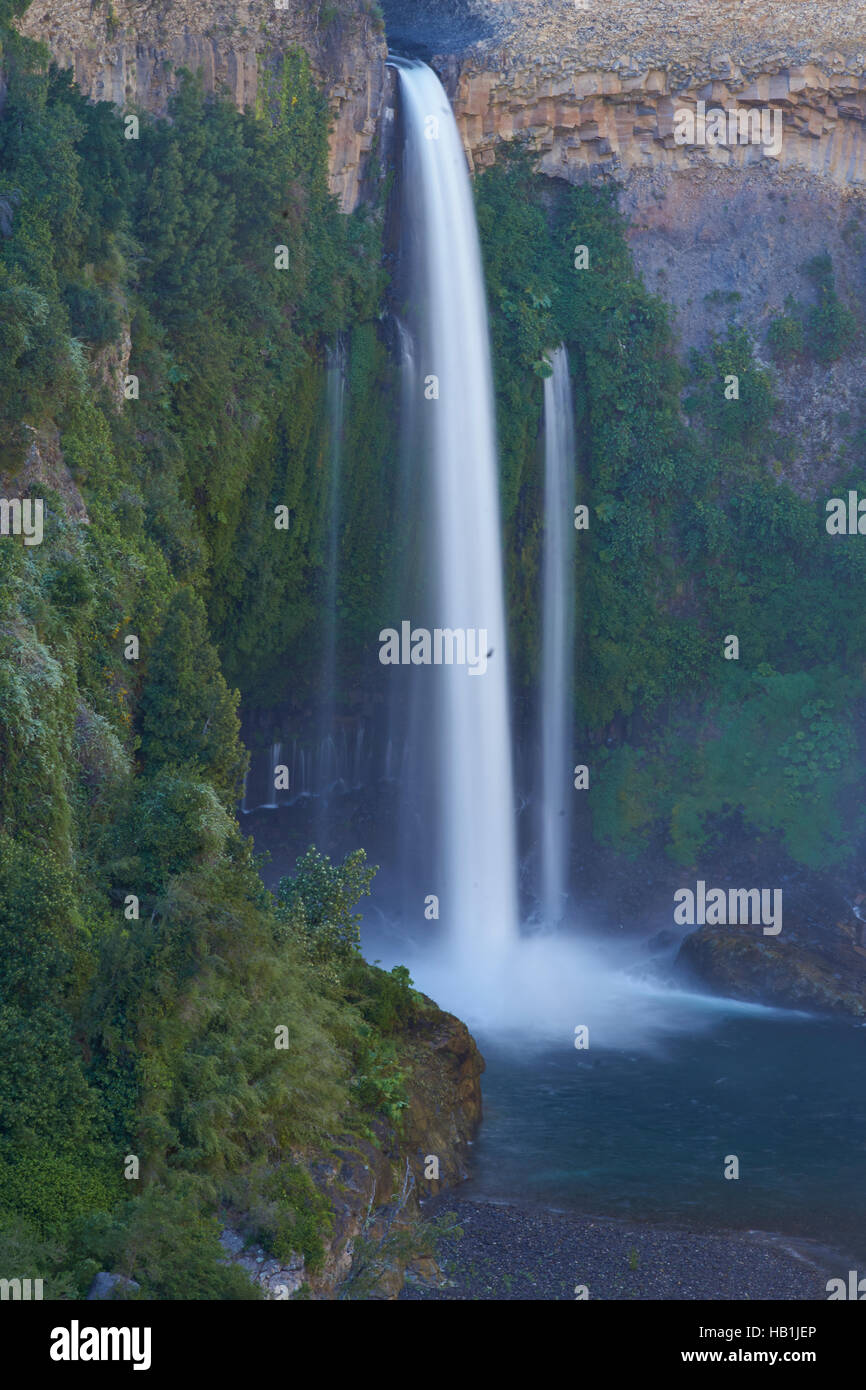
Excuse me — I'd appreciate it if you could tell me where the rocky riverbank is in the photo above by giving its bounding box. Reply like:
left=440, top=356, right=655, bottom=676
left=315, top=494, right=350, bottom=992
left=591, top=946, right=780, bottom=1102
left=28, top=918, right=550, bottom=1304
left=400, top=1197, right=830, bottom=1300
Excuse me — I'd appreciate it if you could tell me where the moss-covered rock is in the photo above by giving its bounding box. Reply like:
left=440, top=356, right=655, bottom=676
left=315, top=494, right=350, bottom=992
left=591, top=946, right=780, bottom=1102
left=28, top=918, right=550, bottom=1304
left=676, top=911, right=866, bottom=1018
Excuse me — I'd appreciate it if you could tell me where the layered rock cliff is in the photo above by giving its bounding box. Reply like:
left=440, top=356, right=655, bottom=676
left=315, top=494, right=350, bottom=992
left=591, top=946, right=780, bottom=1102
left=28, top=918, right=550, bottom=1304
left=434, top=1, right=866, bottom=324
left=16, top=0, right=390, bottom=210
left=425, top=1, right=866, bottom=489
left=19, top=1, right=866, bottom=221
left=443, top=52, right=866, bottom=193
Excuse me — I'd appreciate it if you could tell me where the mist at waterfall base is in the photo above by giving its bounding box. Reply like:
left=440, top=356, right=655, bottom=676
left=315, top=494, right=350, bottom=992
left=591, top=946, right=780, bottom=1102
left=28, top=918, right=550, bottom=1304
left=244, top=61, right=866, bottom=1264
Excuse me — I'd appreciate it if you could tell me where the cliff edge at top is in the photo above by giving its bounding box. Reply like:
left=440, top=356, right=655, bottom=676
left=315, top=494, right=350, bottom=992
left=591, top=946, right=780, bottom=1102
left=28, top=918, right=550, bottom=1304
left=16, top=0, right=389, bottom=211
left=431, top=0, right=866, bottom=190
left=442, top=0, right=866, bottom=73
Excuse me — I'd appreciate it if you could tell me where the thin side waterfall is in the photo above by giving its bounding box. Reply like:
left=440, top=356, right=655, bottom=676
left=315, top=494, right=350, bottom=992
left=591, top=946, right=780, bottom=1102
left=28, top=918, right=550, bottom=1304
left=540, top=346, right=577, bottom=925
left=265, top=741, right=281, bottom=810
left=318, top=339, right=346, bottom=836
left=394, top=58, right=518, bottom=953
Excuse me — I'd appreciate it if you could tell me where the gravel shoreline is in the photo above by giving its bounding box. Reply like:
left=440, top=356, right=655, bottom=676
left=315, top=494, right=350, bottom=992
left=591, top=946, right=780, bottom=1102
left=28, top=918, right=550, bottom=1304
left=400, top=1198, right=830, bottom=1300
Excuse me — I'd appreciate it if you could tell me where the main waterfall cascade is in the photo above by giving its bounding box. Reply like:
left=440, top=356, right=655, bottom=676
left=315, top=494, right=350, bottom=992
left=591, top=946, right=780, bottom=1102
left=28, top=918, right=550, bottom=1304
left=393, top=58, right=519, bottom=954
left=539, top=346, right=577, bottom=926
left=370, top=58, right=789, bottom=1051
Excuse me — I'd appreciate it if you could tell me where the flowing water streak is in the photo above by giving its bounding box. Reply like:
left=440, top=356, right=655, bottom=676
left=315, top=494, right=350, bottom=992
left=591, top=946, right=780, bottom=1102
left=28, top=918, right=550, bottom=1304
left=264, top=741, right=281, bottom=810
left=318, top=339, right=347, bottom=834
left=540, top=346, right=577, bottom=924
left=394, top=59, right=518, bottom=952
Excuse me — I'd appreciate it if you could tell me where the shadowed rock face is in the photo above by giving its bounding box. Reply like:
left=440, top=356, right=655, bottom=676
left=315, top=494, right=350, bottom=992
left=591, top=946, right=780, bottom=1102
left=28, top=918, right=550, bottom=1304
left=218, top=1000, right=485, bottom=1300
left=380, top=0, right=495, bottom=59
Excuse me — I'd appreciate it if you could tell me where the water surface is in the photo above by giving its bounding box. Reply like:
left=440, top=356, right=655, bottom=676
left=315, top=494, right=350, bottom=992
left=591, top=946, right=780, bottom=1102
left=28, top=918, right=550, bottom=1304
left=462, top=1017, right=866, bottom=1270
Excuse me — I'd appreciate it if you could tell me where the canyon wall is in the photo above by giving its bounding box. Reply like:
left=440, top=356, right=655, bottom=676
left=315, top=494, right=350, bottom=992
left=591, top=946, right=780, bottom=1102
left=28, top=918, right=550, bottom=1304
left=429, top=3, right=866, bottom=490
left=15, top=0, right=866, bottom=516
left=16, top=0, right=391, bottom=211
left=443, top=54, right=866, bottom=191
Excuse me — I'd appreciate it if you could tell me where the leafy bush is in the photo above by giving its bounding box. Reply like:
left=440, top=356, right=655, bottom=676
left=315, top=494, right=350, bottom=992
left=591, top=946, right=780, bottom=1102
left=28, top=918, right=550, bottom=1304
left=252, top=1165, right=334, bottom=1272
left=803, top=253, right=858, bottom=363
left=275, top=846, right=376, bottom=964
left=767, top=306, right=805, bottom=362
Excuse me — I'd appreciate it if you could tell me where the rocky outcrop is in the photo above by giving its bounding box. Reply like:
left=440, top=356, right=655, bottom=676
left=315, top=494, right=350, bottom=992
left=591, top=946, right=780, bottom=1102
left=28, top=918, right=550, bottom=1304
left=442, top=55, right=866, bottom=190
left=422, top=1, right=866, bottom=487
left=438, top=0, right=866, bottom=194
left=92, top=320, right=132, bottom=412
left=221, top=999, right=484, bottom=1299
left=17, top=0, right=391, bottom=211
left=676, top=908, right=866, bottom=1017
left=86, top=1271, right=141, bottom=1300
left=401, top=1006, right=483, bottom=1192
left=1, top=427, right=90, bottom=522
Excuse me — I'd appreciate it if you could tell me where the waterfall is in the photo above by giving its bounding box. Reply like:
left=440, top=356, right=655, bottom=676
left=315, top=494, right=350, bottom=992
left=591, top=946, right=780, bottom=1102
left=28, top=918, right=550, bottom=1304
left=318, top=339, right=346, bottom=836
left=372, top=63, right=728, bottom=1051
left=265, top=741, right=281, bottom=810
left=322, top=340, right=345, bottom=710
left=393, top=58, right=518, bottom=952
left=540, top=346, right=577, bottom=925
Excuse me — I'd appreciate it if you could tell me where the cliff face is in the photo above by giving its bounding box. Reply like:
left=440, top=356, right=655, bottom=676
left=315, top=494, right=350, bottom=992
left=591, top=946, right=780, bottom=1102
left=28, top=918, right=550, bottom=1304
left=427, top=2, right=866, bottom=491
left=442, top=55, right=866, bottom=192
left=16, top=0, right=391, bottom=211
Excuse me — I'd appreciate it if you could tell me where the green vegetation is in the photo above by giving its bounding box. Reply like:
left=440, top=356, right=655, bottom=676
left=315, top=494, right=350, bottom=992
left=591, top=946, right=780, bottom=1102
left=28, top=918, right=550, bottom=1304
left=474, top=148, right=866, bottom=869
left=0, top=20, right=412, bottom=1299
left=767, top=256, right=858, bottom=366
left=803, top=252, right=858, bottom=363
left=766, top=296, right=805, bottom=362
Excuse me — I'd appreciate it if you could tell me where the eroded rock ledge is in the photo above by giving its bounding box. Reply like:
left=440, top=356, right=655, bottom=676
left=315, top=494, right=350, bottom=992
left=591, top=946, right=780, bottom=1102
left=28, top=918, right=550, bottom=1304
left=439, top=53, right=866, bottom=190
left=677, top=912, right=866, bottom=1019
left=16, top=0, right=390, bottom=211
left=424, top=2, right=866, bottom=191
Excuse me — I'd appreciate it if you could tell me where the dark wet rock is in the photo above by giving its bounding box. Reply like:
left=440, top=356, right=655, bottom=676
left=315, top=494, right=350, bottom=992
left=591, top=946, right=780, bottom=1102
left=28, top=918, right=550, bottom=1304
left=676, top=911, right=866, bottom=1018
left=380, top=0, right=495, bottom=59
left=646, top=928, right=679, bottom=955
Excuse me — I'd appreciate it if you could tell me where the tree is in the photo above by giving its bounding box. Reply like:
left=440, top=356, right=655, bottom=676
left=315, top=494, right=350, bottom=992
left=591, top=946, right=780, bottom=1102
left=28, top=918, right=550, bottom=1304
left=275, top=847, right=377, bottom=964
